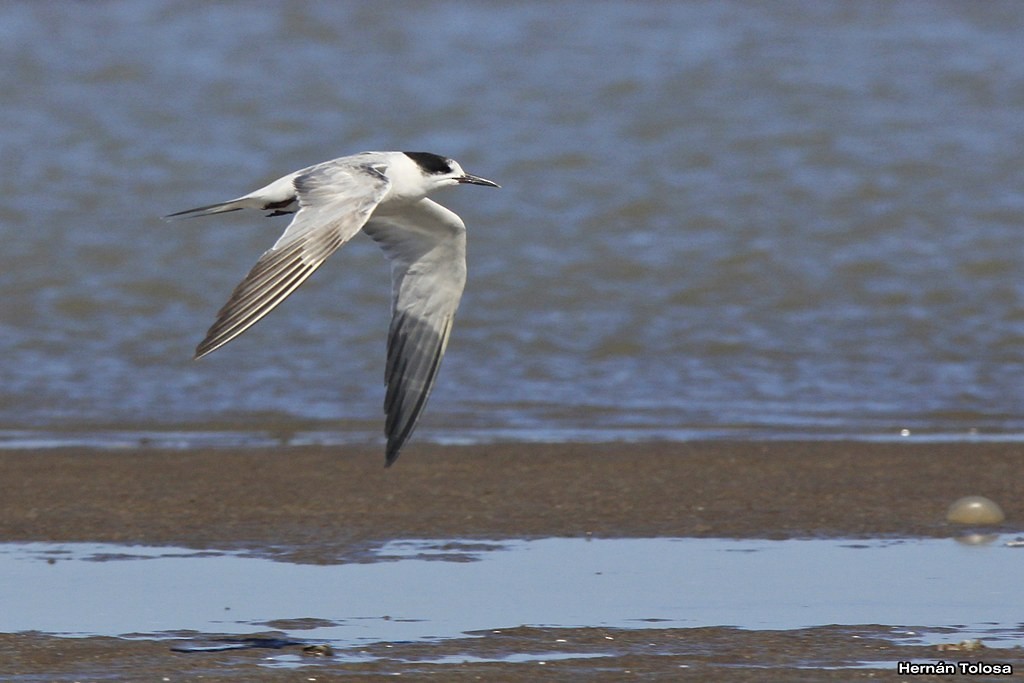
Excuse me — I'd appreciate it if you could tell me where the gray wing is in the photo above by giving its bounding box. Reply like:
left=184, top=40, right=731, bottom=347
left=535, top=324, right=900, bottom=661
left=363, top=199, right=468, bottom=466
left=195, top=162, right=390, bottom=359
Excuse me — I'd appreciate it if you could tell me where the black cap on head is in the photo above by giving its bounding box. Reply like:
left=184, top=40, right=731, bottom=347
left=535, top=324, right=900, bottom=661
left=403, top=152, right=453, bottom=175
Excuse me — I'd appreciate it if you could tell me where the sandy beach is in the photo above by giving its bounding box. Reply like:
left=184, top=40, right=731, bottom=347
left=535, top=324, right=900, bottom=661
left=2, top=441, right=1020, bottom=549
left=1, top=440, right=1022, bottom=680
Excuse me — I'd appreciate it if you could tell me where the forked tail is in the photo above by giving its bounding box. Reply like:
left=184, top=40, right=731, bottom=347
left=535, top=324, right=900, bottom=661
left=163, top=198, right=257, bottom=220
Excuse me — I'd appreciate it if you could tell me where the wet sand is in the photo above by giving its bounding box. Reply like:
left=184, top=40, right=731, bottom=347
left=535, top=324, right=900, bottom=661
left=1, top=440, right=1022, bottom=680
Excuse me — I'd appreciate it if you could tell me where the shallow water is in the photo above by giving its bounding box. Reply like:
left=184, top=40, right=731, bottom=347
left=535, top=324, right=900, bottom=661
left=3, top=536, right=1022, bottom=660
left=3, top=2, right=1024, bottom=447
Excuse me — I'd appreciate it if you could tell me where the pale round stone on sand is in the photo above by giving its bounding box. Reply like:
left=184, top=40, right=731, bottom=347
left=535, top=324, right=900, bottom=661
left=946, top=496, right=1005, bottom=525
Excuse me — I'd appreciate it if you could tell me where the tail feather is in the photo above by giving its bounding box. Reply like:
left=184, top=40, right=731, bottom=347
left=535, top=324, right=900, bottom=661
left=163, top=198, right=258, bottom=220
left=166, top=170, right=301, bottom=221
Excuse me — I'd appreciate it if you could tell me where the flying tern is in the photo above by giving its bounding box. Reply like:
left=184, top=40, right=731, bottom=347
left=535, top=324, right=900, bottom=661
left=166, top=151, right=499, bottom=466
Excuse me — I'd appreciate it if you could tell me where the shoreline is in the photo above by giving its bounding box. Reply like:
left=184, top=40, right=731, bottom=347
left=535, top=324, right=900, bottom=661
left=0, top=440, right=1018, bottom=555
left=2, top=440, right=1021, bottom=680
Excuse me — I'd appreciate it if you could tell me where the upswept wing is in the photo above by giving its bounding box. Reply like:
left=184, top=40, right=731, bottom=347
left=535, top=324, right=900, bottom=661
left=194, top=162, right=390, bottom=358
left=363, top=199, right=468, bottom=466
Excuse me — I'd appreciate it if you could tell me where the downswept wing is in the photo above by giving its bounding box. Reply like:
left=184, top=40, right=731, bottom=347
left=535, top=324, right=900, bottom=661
left=363, top=199, right=468, bottom=466
left=195, top=162, right=390, bottom=358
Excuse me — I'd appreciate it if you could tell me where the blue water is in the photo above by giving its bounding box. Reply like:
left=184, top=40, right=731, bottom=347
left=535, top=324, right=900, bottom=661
left=2, top=2, right=1023, bottom=448
left=2, top=537, right=1021, bottom=656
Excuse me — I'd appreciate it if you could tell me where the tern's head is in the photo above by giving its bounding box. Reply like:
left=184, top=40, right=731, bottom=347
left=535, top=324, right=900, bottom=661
left=402, top=151, right=500, bottom=194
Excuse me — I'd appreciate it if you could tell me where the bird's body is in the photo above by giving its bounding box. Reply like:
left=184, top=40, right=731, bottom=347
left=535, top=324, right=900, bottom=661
left=167, top=151, right=498, bottom=465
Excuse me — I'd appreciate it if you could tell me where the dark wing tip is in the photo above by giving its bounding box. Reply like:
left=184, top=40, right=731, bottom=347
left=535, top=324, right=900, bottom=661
left=193, top=339, right=215, bottom=360
left=380, top=314, right=455, bottom=468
